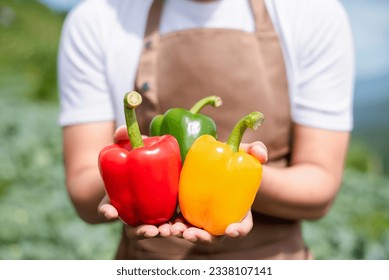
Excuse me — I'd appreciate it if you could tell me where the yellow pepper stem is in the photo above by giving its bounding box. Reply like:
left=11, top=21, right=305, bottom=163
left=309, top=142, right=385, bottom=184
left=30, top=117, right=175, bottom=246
left=124, top=91, right=144, bottom=149
left=226, top=111, right=265, bottom=153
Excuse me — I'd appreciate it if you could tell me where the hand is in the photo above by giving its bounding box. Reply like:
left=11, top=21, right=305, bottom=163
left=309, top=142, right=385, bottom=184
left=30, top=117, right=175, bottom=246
left=98, top=194, right=119, bottom=221
left=98, top=194, right=175, bottom=239
left=103, top=128, right=264, bottom=242
left=113, top=125, right=149, bottom=142
left=170, top=211, right=254, bottom=244
left=124, top=222, right=172, bottom=240
left=240, top=141, right=268, bottom=164
left=113, top=125, right=129, bottom=142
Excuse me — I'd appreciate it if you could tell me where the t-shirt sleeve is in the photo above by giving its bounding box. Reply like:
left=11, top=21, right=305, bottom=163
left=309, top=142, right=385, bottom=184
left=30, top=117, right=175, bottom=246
left=58, top=3, right=114, bottom=127
left=292, top=0, right=355, bottom=131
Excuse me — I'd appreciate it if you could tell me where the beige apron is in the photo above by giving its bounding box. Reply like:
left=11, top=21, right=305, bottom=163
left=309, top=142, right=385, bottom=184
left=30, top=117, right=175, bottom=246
left=116, top=0, right=310, bottom=259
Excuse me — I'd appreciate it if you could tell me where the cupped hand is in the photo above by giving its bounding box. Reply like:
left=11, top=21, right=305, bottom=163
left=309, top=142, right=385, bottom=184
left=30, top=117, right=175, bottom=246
left=105, top=127, right=265, bottom=242
left=170, top=211, right=254, bottom=244
left=124, top=222, right=173, bottom=240
left=98, top=194, right=174, bottom=240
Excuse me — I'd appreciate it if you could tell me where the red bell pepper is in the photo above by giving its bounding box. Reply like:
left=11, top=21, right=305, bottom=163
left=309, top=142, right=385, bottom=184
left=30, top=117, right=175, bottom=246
left=98, top=91, right=181, bottom=226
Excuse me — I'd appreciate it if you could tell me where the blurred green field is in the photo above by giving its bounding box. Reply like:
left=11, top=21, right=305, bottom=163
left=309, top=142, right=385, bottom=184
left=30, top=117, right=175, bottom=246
left=0, top=0, right=388, bottom=260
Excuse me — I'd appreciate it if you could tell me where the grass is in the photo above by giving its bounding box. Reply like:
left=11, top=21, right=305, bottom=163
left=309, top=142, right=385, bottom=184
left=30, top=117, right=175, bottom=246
left=0, top=92, right=122, bottom=260
left=0, top=0, right=121, bottom=260
left=0, top=0, right=388, bottom=260
left=0, top=0, right=64, bottom=103
left=303, top=169, right=389, bottom=259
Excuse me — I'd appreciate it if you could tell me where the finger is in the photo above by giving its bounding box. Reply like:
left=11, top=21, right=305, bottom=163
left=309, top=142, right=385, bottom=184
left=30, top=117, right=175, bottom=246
left=225, top=211, right=253, bottom=238
left=158, top=223, right=171, bottom=237
left=114, top=125, right=148, bottom=143
left=137, top=225, right=160, bottom=238
left=97, top=195, right=119, bottom=221
left=183, top=227, right=215, bottom=244
left=113, top=125, right=129, bottom=143
left=99, top=204, right=119, bottom=220
left=171, top=220, right=189, bottom=237
left=247, top=141, right=268, bottom=164
left=126, top=225, right=159, bottom=239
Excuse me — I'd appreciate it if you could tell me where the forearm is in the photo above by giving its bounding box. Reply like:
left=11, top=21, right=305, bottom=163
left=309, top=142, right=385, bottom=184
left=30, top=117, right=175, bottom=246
left=252, top=124, right=349, bottom=221
left=252, top=163, right=341, bottom=220
left=63, top=121, right=116, bottom=224
left=66, top=167, right=108, bottom=224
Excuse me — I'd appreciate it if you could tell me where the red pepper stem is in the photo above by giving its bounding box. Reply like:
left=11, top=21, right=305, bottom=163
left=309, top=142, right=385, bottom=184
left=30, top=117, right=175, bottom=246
left=124, top=91, right=144, bottom=149
left=189, top=96, right=222, bottom=114
left=226, top=111, right=264, bottom=153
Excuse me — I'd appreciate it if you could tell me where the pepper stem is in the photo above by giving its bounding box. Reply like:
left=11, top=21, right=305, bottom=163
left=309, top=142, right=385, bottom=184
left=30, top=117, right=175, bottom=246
left=226, top=112, right=264, bottom=153
left=124, top=91, right=144, bottom=149
left=189, top=96, right=222, bottom=114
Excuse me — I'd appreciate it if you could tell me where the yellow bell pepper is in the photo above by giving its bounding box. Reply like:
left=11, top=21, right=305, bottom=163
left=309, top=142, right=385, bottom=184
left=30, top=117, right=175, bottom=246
left=178, top=112, right=264, bottom=235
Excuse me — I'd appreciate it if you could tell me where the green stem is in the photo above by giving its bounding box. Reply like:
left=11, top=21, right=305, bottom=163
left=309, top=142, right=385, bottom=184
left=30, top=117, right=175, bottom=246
left=226, top=112, right=265, bottom=153
left=124, top=91, right=144, bottom=149
left=189, top=96, right=222, bottom=114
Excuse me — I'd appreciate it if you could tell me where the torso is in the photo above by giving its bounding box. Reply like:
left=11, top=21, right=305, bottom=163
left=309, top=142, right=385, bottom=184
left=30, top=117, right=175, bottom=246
left=116, top=0, right=309, bottom=260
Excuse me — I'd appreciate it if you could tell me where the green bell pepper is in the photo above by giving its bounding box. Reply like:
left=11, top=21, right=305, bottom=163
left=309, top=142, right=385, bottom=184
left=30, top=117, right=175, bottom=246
left=150, top=95, right=222, bottom=161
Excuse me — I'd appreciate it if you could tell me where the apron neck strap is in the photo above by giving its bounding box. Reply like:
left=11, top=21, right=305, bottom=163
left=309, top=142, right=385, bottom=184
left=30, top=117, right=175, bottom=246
left=249, top=0, right=274, bottom=34
left=134, top=0, right=164, bottom=104
left=144, top=0, right=164, bottom=37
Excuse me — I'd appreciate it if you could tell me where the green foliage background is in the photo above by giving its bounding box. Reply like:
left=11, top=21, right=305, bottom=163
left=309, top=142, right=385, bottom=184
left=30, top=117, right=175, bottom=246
left=0, top=0, right=388, bottom=259
left=0, top=0, right=121, bottom=260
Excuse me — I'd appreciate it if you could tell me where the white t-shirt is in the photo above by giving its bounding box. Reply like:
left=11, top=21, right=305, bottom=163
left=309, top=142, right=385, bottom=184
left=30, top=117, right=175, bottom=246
left=58, top=0, right=355, bottom=131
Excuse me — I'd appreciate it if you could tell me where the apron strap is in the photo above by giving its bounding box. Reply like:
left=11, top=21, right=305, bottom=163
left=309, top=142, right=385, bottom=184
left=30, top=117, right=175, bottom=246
left=249, top=0, right=274, bottom=35
left=134, top=0, right=164, bottom=108
left=144, top=0, right=164, bottom=37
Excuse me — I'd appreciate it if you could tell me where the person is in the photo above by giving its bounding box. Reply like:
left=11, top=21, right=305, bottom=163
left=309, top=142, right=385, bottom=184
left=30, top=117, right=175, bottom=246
left=58, top=0, right=355, bottom=259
